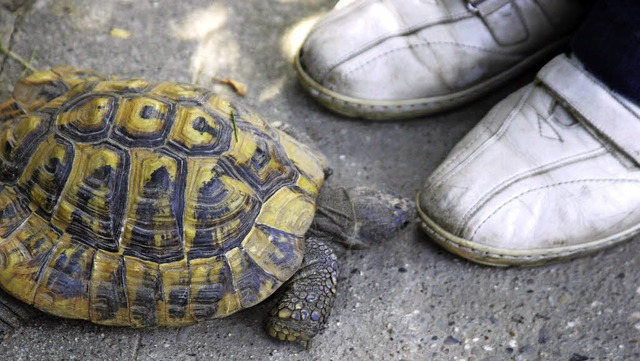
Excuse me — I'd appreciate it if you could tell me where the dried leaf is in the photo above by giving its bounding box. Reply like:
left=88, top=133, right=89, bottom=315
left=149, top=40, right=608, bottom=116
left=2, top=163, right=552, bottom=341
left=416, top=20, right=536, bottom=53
left=212, top=77, right=248, bottom=96
left=109, top=28, right=132, bottom=39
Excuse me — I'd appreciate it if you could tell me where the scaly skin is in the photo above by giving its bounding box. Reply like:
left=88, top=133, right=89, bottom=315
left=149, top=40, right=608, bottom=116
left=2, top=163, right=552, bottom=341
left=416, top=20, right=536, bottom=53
left=265, top=238, right=338, bottom=344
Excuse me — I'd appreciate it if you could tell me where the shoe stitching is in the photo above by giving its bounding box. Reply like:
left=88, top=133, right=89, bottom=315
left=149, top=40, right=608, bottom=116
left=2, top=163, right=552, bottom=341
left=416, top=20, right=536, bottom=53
left=309, top=78, right=490, bottom=117
left=424, top=86, right=533, bottom=195
left=469, top=178, right=640, bottom=242
left=537, top=113, right=563, bottom=141
left=314, top=9, right=473, bottom=82
left=422, top=220, right=628, bottom=264
left=298, top=35, right=571, bottom=119
left=336, top=42, right=522, bottom=84
left=455, top=147, right=607, bottom=234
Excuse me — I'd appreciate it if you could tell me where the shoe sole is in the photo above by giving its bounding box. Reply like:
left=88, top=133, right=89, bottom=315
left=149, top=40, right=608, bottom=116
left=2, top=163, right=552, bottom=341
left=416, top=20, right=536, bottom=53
left=415, top=192, right=640, bottom=267
left=294, top=36, right=571, bottom=121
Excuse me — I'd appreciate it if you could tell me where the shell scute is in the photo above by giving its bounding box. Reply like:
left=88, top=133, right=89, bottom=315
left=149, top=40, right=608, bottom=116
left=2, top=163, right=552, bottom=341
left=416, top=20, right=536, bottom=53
left=221, top=129, right=297, bottom=199
left=167, top=103, right=233, bottom=155
left=120, top=149, right=185, bottom=263
left=18, top=135, right=75, bottom=217
left=89, top=250, right=129, bottom=325
left=0, top=214, right=59, bottom=304
left=112, top=96, right=174, bottom=147
left=56, top=94, right=116, bottom=142
left=188, top=255, right=238, bottom=320
left=184, top=157, right=261, bottom=259
left=0, top=187, right=31, bottom=237
left=92, top=79, right=150, bottom=94
left=0, top=113, right=52, bottom=183
left=123, top=255, right=162, bottom=327
left=33, top=236, right=94, bottom=320
left=49, top=142, right=129, bottom=252
left=159, top=259, right=192, bottom=324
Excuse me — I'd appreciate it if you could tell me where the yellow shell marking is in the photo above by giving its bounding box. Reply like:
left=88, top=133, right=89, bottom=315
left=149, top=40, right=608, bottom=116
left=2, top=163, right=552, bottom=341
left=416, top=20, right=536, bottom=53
left=170, top=104, right=223, bottom=150
left=256, top=187, right=315, bottom=235
left=206, top=95, right=233, bottom=117
left=12, top=69, right=63, bottom=112
left=150, top=82, right=203, bottom=102
left=92, top=79, right=150, bottom=93
left=225, top=246, right=278, bottom=309
left=57, top=96, right=114, bottom=134
left=0, top=187, right=30, bottom=236
left=114, top=96, right=170, bottom=138
left=277, top=130, right=326, bottom=193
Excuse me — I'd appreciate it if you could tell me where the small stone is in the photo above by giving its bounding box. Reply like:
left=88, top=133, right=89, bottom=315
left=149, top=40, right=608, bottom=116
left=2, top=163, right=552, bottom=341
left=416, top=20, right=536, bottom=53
left=629, top=312, right=640, bottom=320
left=569, top=354, right=591, bottom=361
left=537, top=327, right=551, bottom=344
left=443, top=336, right=460, bottom=345
left=398, top=267, right=408, bottom=273
left=519, top=345, right=537, bottom=355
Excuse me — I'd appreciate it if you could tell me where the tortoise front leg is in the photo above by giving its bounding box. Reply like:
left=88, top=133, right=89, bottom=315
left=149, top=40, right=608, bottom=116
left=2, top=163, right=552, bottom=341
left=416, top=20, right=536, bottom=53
left=265, top=237, right=339, bottom=346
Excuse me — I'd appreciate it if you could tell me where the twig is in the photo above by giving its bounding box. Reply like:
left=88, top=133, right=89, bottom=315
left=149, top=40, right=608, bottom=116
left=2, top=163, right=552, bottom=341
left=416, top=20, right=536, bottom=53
left=230, top=109, right=239, bottom=142
left=21, top=46, right=38, bottom=76
left=0, top=42, right=38, bottom=73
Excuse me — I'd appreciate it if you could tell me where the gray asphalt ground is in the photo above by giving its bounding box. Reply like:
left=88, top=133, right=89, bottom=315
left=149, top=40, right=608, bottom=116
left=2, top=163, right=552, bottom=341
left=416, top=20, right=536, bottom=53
left=0, top=1, right=639, bottom=360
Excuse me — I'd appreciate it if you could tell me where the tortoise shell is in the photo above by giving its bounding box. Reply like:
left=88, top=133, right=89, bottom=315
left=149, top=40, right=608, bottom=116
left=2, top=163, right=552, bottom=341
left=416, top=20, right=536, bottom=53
left=0, top=66, right=326, bottom=327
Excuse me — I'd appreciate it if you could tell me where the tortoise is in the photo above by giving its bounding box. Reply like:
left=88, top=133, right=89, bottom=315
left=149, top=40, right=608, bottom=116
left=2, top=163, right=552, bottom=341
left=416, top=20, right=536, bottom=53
left=0, top=66, right=413, bottom=343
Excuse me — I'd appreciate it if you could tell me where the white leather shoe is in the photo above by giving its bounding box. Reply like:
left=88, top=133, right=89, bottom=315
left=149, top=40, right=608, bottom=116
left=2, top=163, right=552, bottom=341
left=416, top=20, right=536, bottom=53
left=296, top=0, right=591, bottom=120
left=417, top=54, right=640, bottom=266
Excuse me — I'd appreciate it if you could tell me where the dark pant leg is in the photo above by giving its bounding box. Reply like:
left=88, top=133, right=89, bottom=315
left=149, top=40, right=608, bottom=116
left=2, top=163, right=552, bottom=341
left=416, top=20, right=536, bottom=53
left=571, top=0, right=640, bottom=104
